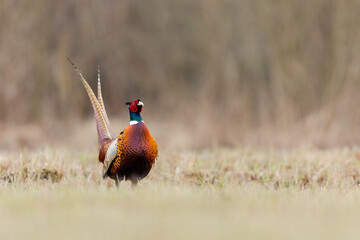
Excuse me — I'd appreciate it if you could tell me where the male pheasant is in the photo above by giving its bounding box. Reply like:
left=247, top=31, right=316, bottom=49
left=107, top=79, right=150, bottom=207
left=68, top=59, right=158, bottom=186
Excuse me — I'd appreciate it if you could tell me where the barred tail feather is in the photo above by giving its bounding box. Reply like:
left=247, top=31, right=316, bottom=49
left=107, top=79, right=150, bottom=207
left=68, top=58, right=113, bottom=146
left=97, top=65, right=112, bottom=134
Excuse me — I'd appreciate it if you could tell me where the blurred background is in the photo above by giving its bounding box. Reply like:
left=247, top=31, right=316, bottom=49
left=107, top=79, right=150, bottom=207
left=1, top=0, right=360, bottom=151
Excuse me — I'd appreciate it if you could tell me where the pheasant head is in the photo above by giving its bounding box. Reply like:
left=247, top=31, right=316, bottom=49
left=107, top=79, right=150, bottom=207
left=126, top=99, right=144, bottom=125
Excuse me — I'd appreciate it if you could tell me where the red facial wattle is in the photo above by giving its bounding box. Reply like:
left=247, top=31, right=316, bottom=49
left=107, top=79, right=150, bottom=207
left=129, top=102, right=138, bottom=113
left=128, top=99, right=143, bottom=113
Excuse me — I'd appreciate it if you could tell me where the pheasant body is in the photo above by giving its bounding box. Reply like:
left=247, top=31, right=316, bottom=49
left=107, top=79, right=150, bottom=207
left=107, top=122, right=158, bottom=183
left=69, top=59, right=158, bottom=186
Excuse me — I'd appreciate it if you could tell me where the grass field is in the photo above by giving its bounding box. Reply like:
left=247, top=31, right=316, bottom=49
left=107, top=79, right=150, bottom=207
left=3, top=1, right=360, bottom=239
left=0, top=147, right=360, bottom=240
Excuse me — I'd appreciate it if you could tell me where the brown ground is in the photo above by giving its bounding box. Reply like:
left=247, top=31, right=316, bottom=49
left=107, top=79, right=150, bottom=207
left=1, top=147, right=360, bottom=240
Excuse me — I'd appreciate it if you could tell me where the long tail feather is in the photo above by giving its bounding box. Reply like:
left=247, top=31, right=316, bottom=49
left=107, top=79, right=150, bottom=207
left=97, top=66, right=106, bottom=111
left=97, top=65, right=112, bottom=134
left=68, top=58, right=113, bottom=146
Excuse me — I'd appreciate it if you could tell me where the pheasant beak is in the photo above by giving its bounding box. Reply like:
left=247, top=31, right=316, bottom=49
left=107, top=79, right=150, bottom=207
left=137, top=101, right=144, bottom=106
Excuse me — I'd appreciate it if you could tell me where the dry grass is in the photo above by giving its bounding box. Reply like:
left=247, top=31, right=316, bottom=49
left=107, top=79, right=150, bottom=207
left=1, top=147, right=360, bottom=240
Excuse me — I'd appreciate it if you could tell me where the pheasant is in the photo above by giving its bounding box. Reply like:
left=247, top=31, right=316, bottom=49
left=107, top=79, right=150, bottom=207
left=68, top=59, right=158, bottom=186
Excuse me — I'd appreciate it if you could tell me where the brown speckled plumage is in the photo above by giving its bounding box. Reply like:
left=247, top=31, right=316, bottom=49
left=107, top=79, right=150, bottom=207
left=107, top=122, right=158, bottom=184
